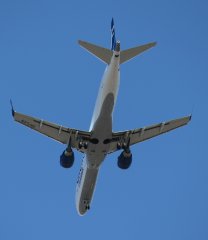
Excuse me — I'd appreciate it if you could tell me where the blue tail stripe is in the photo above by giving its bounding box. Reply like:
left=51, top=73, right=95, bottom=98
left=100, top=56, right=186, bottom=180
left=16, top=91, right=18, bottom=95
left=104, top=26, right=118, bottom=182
left=111, top=18, right=116, bottom=51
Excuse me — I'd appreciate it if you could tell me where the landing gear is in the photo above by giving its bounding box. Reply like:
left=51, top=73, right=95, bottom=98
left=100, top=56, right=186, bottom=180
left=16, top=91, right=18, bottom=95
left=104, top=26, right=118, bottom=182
left=85, top=205, right=90, bottom=210
left=83, top=200, right=90, bottom=211
left=79, top=141, right=88, bottom=149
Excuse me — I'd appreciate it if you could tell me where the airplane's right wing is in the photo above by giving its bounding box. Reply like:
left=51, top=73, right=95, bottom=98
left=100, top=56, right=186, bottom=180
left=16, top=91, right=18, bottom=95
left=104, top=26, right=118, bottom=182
left=108, top=115, right=191, bottom=153
left=12, top=110, right=91, bottom=153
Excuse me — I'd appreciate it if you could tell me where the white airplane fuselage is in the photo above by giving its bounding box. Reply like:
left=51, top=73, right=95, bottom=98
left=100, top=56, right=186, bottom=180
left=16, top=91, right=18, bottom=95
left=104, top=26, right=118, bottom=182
left=76, top=49, right=120, bottom=215
left=11, top=19, right=191, bottom=217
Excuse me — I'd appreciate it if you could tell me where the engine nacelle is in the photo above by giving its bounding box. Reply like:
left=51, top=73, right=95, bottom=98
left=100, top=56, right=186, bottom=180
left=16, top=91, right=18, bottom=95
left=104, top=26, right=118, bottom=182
left=60, top=149, right=74, bottom=168
left=117, top=150, right=132, bottom=169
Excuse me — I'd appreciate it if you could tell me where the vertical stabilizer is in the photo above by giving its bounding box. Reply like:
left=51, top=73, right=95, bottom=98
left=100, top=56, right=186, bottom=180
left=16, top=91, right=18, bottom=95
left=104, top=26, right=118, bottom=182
left=111, top=18, right=116, bottom=51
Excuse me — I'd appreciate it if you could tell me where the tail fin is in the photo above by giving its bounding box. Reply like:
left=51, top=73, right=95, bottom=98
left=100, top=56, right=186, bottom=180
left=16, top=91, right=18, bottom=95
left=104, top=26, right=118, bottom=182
left=111, top=18, right=116, bottom=51
left=120, top=42, right=157, bottom=64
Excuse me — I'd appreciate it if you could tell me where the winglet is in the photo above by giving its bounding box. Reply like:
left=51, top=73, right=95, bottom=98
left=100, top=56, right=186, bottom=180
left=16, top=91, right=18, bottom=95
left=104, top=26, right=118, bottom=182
left=189, top=115, right=192, bottom=121
left=10, top=99, right=15, bottom=117
left=189, top=104, right=196, bottom=122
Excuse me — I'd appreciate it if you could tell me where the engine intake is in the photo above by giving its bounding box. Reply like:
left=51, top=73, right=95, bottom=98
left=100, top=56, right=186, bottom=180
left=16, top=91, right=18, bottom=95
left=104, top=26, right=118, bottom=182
left=60, top=149, right=74, bottom=168
left=117, top=150, right=132, bottom=169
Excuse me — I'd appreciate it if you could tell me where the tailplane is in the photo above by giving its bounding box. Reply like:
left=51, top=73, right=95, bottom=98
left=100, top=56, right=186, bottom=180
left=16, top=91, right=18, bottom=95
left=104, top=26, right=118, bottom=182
left=78, top=18, right=156, bottom=65
left=120, top=42, right=156, bottom=64
left=78, top=40, right=112, bottom=64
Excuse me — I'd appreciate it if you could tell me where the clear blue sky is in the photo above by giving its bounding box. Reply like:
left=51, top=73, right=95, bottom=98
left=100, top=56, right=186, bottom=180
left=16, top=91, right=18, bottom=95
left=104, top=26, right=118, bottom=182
left=0, top=0, right=208, bottom=239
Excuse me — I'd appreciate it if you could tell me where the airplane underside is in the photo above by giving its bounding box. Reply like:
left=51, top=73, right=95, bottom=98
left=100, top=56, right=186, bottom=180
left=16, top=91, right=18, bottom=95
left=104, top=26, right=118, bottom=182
left=11, top=19, right=191, bottom=216
left=76, top=158, right=99, bottom=215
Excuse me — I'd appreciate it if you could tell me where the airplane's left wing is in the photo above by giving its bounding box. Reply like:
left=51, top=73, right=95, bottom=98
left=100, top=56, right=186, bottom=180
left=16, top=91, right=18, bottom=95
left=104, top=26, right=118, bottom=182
left=12, top=110, right=91, bottom=153
left=108, top=115, right=191, bottom=153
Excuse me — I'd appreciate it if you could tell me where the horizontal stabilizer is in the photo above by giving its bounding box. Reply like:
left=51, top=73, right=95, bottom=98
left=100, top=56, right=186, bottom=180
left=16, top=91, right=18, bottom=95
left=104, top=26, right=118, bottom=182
left=120, top=42, right=156, bottom=64
left=78, top=40, right=112, bottom=64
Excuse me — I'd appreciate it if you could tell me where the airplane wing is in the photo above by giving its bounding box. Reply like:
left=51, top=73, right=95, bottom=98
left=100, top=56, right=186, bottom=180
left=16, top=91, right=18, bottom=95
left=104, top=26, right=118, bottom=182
left=108, top=115, right=191, bottom=153
left=12, top=110, right=91, bottom=153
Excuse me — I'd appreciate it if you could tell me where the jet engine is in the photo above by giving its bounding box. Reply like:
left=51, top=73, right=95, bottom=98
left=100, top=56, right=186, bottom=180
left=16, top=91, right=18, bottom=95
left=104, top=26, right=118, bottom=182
left=60, top=148, right=74, bottom=168
left=117, top=150, right=132, bottom=169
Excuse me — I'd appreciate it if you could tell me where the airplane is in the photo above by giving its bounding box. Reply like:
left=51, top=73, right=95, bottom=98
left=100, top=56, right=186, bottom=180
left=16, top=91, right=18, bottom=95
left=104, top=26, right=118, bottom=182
left=11, top=19, right=191, bottom=216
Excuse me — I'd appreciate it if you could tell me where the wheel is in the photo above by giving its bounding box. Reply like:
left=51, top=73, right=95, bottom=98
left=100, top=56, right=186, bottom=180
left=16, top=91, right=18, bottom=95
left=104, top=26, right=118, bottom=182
left=85, top=204, right=90, bottom=210
left=84, top=142, right=88, bottom=149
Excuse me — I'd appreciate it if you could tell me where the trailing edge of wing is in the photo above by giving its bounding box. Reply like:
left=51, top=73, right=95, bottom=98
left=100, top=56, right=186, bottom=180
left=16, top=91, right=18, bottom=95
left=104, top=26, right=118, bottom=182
left=109, top=115, right=191, bottom=153
left=12, top=110, right=91, bottom=153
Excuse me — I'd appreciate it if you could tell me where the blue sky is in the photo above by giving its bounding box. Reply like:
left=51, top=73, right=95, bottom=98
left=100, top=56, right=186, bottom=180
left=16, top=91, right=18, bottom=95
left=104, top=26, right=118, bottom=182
left=0, top=0, right=208, bottom=239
